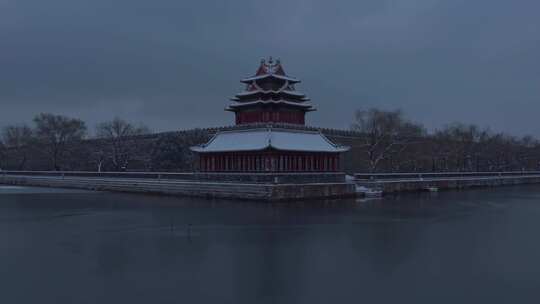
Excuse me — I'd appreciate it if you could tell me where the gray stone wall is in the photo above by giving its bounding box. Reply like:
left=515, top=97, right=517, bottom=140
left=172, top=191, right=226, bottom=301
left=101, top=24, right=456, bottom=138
left=0, top=174, right=356, bottom=201
left=357, top=174, right=540, bottom=193
left=1, top=171, right=346, bottom=184
left=3, top=123, right=539, bottom=174
left=1, top=125, right=366, bottom=173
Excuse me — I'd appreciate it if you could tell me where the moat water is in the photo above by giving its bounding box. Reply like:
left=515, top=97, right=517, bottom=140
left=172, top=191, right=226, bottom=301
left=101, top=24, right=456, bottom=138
left=1, top=185, right=540, bottom=303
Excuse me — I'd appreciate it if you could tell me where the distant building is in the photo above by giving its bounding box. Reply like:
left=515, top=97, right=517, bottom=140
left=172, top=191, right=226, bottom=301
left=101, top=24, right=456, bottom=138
left=191, top=58, right=349, bottom=172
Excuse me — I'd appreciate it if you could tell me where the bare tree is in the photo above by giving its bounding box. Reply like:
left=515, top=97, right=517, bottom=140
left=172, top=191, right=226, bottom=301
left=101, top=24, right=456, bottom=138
left=516, top=135, right=540, bottom=170
left=33, top=113, right=87, bottom=170
left=92, top=150, right=106, bottom=173
left=96, top=117, right=150, bottom=171
left=482, top=133, right=521, bottom=171
left=151, top=129, right=210, bottom=171
left=351, top=108, right=425, bottom=172
left=1, top=124, right=35, bottom=170
left=434, top=123, right=486, bottom=171
left=0, top=140, right=6, bottom=170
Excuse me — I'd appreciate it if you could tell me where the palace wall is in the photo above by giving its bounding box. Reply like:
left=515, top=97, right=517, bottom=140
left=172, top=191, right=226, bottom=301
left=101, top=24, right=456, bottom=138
left=0, top=125, right=369, bottom=173
left=3, top=124, right=538, bottom=173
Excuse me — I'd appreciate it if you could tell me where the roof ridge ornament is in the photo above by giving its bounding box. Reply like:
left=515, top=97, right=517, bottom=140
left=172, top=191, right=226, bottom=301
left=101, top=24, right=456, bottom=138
left=257, top=56, right=282, bottom=75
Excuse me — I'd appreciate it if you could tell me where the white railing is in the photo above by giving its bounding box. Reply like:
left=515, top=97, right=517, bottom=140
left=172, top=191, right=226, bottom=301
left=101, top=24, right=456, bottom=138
left=354, top=171, right=540, bottom=181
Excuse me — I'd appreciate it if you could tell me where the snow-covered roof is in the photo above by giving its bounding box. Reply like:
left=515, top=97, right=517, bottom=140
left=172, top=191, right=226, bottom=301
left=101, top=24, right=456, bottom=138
left=226, top=99, right=316, bottom=111
left=232, top=90, right=309, bottom=104
left=235, top=89, right=307, bottom=97
left=241, top=74, right=300, bottom=84
left=191, top=128, right=349, bottom=153
left=282, top=90, right=306, bottom=97
left=241, top=58, right=301, bottom=84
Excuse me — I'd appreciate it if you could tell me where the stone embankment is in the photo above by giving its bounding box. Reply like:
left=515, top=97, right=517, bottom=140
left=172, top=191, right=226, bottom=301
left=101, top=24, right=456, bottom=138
left=3, top=171, right=539, bottom=201
left=355, top=171, right=540, bottom=194
left=0, top=171, right=355, bottom=201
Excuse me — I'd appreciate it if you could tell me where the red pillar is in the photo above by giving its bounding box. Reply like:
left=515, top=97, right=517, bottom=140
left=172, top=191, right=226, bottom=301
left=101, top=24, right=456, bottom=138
left=266, top=155, right=271, bottom=171
left=289, top=155, right=292, bottom=172
left=289, top=155, right=292, bottom=171
left=327, top=155, right=330, bottom=171
left=220, top=155, right=224, bottom=171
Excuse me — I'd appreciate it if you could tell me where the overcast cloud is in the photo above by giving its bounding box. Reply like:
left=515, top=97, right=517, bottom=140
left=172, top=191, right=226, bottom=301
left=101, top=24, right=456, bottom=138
left=1, top=0, right=539, bottom=135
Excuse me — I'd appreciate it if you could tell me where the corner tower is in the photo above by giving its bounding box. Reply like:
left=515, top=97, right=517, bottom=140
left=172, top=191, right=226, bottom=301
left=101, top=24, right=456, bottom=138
left=226, top=57, right=315, bottom=125
left=191, top=57, right=349, bottom=173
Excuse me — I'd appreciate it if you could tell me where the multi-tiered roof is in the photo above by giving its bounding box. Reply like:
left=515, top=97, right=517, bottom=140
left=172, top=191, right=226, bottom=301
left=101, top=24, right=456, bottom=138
left=226, top=58, right=315, bottom=125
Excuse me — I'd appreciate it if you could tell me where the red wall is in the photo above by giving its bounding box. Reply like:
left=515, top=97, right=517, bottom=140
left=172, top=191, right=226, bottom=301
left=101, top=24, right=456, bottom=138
left=199, top=152, right=341, bottom=172
left=236, top=110, right=305, bottom=125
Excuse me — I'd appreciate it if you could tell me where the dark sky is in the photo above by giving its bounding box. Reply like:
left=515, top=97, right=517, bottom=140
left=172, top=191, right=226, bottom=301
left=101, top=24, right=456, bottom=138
left=1, top=0, right=539, bottom=135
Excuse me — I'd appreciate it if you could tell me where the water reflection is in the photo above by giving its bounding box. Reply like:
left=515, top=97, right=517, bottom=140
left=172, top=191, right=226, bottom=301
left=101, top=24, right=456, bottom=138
left=0, top=186, right=539, bottom=303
